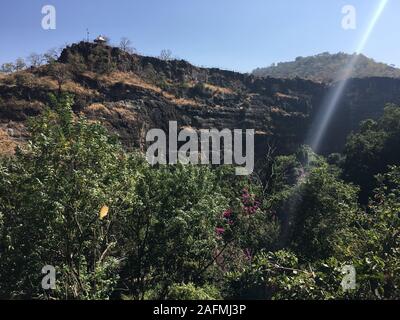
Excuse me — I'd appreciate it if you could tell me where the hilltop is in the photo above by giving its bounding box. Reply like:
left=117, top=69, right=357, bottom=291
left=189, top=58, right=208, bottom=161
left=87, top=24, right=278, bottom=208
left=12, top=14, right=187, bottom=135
left=253, top=52, right=400, bottom=82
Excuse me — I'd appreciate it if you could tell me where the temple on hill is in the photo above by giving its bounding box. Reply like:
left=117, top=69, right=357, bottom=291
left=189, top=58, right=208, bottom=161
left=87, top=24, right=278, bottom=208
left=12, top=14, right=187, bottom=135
left=94, top=35, right=107, bottom=44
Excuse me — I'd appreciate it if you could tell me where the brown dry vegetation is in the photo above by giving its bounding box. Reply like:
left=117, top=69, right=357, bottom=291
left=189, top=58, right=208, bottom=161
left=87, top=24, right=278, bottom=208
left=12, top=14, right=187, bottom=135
left=270, top=106, right=291, bottom=116
left=203, top=83, right=234, bottom=95
left=85, top=103, right=112, bottom=117
left=84, top=103, right=137, bottom=123
left=0, top=73, right=15, bottom=86
left=162, top=91, right=201, bottom=106
left=169, top=97, right=201, bottom=106
left=90, top=71, right=161, bottom=92
left=92, top=71, right=201, bottom=106
left=0, top=71, right=97, bottom=97
left=113, top=106, right=137, bottom=122
left=0, top=128, right=19, bottom=155
left=275, top=92, right=299, bottom=100
left=37, top=76, right=98, bottom=96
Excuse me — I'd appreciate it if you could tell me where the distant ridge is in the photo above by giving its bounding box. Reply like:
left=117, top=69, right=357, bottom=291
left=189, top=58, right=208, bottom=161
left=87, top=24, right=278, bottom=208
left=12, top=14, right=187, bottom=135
left=252, top=52, right=400, bottom=82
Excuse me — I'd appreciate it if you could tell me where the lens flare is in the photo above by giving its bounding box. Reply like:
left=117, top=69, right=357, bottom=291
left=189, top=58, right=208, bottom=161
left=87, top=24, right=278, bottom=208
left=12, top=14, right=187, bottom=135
left=307, top=0, right=389, bottom=152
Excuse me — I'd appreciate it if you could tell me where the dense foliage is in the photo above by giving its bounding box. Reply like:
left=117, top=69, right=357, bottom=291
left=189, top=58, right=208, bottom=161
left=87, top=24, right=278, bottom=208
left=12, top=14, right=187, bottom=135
left=0, top=95, right=278, bottom=299
left=343, top=104, right=400, bottom=203
left=0, top=95, right=399, bottom=300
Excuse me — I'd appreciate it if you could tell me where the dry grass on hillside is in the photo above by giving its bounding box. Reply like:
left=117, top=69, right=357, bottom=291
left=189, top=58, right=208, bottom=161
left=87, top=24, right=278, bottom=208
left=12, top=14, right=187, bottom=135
left=0, top=71, right=97, bottom=96
left=275, top=92, right=300, bottom=100
left=92, top=71, right=201, bottom=106
left=0, top=128, right=19, bottom=155
left=162, top=91, right=201, bottom=106
left=85, top=103, right=112, bottom=117
left=91, top=71, right=162, bottom=93
left=203, top=83, right=234, bottom=95
left=169, top=97, right=201, bottom=106
left=37, top=76, right=98, bottom=96
left=113, top=106, right=137, bottom=122
left=85, top=103, right=137, bottom=123
left=270, top=106, right=291, bottom=117
left=0, top=73, right=17, bottom=85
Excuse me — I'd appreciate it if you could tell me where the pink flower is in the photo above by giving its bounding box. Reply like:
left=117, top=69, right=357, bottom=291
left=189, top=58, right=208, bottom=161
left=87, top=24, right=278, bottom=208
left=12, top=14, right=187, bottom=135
left=215, top=227, right=225, bottom=235
left=223, top=209, right=232, bottom=218
left=243, top=205, right=258, bottom=215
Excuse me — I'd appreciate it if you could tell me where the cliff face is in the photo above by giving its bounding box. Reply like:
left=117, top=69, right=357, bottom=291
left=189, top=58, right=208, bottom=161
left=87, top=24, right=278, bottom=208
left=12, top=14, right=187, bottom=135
left=1, top=42, right=400, bottom=159
left=315, top=78, right=400, bottom=154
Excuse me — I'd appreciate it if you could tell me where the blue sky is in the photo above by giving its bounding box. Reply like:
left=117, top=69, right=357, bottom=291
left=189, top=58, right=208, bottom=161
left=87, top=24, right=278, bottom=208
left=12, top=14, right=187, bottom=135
left=0, top=0, right=398, bottom=72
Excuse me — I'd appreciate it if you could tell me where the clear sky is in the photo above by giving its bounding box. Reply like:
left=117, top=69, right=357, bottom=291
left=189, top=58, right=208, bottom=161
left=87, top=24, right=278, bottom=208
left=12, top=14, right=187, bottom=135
left=0, top=0, right=398, bottom=73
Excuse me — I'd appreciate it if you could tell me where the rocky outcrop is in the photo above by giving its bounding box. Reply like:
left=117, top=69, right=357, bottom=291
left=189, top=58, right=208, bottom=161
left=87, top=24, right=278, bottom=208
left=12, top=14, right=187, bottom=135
left=1, top=42, right=400, bottom=160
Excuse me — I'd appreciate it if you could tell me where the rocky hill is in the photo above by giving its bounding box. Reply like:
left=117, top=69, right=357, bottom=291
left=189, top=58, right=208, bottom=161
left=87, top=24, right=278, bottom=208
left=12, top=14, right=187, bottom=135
left=253, top=52, right=400, bottom=82
left=1, top=42, right=400, bottom=160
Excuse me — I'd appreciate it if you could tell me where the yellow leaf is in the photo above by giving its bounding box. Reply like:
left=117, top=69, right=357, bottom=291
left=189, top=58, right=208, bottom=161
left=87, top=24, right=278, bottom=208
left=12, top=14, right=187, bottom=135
left=99, top=205, right=109, bottom=220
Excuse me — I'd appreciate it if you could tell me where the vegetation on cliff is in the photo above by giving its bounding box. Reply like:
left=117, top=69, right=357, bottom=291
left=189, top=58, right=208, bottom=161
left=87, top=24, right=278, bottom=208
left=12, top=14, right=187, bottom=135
left=1, top=43, right=400, bottom=160
left=253, top=52, right=400, bottom=82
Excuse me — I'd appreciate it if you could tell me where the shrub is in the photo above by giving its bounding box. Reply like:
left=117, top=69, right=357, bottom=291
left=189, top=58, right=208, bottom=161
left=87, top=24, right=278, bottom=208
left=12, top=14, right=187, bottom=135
left=166, top=283, right=221, bottom=300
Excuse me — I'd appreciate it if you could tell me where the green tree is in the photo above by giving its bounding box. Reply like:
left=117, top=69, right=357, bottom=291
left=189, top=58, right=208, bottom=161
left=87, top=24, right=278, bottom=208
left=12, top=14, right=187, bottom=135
left=116, top=162, right=230, bottom=299
left=343, top=104, right=400, bottom=203
left=267, top=148, right=359, bottom=261
left=341, top=166, right=400, bottom=299
left=0, top=94, right=130, bottom=299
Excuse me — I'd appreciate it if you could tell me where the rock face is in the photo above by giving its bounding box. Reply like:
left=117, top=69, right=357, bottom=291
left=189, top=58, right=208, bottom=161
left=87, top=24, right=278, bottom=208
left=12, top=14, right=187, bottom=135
left=1, top=41, right=400, bottom=160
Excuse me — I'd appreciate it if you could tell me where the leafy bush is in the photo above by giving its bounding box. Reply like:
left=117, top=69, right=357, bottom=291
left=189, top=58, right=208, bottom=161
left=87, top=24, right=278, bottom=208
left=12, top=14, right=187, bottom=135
left=0, top=94, right=126, bottom=299
left=343, top=105, right=400, bottom=203
left=266, top=149, right=359, bottom=261
left=166, top=283, right=221, bottom=300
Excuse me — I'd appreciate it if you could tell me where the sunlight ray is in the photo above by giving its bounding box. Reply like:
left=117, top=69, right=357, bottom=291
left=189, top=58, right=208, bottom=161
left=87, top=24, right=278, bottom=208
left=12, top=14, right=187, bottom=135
left=307, top=0, right=389, bottom=152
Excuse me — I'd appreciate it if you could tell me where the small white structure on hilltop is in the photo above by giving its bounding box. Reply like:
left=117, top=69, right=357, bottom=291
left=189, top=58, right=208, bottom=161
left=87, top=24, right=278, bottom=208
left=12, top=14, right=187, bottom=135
left=94, top=35, right=107, bottom=44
